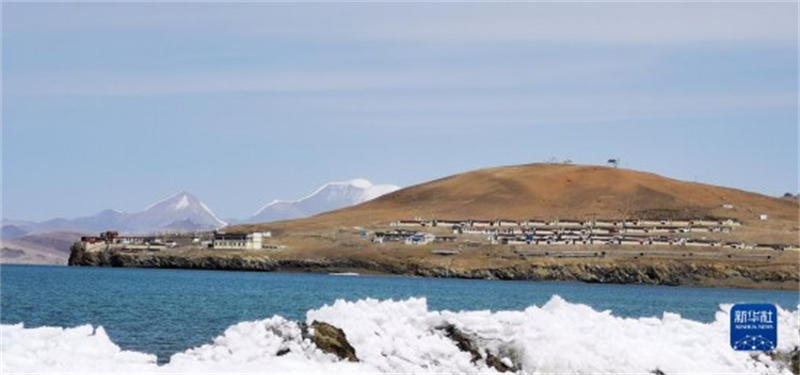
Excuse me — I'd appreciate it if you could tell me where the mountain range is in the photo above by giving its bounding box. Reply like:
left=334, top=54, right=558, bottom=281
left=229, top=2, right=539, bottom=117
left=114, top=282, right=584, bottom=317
left=2, top=192, right=226, bottom=237
left=1, top=179, right=399, bottom=239
left=1, top=178, right=398, bottom=265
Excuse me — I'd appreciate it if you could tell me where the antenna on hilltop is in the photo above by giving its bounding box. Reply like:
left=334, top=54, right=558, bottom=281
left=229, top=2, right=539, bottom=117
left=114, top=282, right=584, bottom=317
left=607, top=158, right=619, bottom=169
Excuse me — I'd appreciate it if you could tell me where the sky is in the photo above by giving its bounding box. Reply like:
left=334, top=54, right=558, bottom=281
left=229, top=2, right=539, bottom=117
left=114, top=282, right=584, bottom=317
left=1, top=2, right=798, bottom=222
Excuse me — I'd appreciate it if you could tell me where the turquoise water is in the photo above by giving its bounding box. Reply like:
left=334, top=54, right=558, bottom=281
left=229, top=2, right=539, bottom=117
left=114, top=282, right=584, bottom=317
left=1, top=264, right=798, bottom=363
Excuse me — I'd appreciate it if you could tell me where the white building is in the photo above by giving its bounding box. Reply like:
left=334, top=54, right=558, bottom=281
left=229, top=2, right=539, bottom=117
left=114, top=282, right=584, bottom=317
left=213, top=231, right=272, bottom=250
left=405, top=233, right=436, bottom=245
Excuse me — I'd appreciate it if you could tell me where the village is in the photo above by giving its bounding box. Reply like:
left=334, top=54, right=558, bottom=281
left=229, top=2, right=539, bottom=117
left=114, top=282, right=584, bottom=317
left=79, top=215, right=800, bottom=255
left=374, top=217, right=799, bottom=252
left=79, top=230, right=276, bottom=253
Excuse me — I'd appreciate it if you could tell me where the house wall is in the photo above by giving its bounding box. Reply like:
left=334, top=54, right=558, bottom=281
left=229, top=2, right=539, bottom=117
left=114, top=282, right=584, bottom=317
left=213, top=240, right=247, bottom=249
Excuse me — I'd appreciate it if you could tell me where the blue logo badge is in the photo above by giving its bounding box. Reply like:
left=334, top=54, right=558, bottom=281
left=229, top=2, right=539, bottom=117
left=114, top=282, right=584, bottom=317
left=730, top=304, right=778, bottom=351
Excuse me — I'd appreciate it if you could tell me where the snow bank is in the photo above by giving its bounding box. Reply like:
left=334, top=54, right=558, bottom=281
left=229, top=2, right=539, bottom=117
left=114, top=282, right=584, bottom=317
left=0, top=324, right=156, bottom=373
left=167, top=316, right=371, bottom=374
left=3, top=296, right=798, bottom=374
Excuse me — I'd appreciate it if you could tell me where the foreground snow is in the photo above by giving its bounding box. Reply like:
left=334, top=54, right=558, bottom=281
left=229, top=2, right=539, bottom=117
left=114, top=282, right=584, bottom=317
left=2, top=296, right=798, bottom=373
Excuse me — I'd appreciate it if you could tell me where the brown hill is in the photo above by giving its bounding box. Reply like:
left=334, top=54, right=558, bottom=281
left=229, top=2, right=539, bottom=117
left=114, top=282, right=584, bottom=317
left=80, top=163, right=798, bottom=290
left=235, top=164, right=798, bottom=243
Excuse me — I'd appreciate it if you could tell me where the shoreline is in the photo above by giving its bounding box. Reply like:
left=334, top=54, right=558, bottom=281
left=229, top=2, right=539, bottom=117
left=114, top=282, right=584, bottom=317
left=68, top=244, right=800, bottom=291
left=8, top=261, right=797, bottom=293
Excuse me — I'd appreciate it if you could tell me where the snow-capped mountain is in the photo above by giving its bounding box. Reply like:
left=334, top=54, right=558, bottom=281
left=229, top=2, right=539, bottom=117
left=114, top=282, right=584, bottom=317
left=3, top=179, right=399, bottom=236
left=124, top=191, right=227, bottom=233
left=5, top=192, right=227, bottom=235
left=248, top=179, right=400, bottom=223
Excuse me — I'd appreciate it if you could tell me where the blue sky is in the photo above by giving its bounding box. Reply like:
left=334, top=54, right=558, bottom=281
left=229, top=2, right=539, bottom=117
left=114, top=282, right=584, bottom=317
left=2, top=2, right=798, bottom=221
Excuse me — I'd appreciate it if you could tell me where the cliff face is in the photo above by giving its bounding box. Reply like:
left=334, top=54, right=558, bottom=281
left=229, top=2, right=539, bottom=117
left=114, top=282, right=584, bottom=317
left=68, top=244, right=799, bottom=290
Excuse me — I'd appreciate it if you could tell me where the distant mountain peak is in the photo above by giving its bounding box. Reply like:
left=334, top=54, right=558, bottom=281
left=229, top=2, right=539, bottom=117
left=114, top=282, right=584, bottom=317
left=132, top=191, right=227, bottom=232
left=11, top=179, right=399, bottom=235
left=143, top=191, right=193, bottom=211
left=11, top=190, right=228, bottom=235
left=249, top=178, right=400, bottom=223
left=343, top=178, right=372, bottom=189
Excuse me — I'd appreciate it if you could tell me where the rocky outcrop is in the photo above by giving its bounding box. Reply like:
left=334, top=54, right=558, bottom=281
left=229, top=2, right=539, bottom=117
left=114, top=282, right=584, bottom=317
left=301, top=321, right=358, bottom=362
left=68, top=245, right=798, bottom=290
left=439, top=323, right=516, bottom=372
left=769, top=346, right=800, bottom=375
left=67, top=242, right=88, bottom=265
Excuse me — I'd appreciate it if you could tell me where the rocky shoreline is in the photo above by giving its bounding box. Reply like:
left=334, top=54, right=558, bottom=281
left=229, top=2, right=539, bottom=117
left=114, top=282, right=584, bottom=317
left=68, top=243, right=799, bottom=290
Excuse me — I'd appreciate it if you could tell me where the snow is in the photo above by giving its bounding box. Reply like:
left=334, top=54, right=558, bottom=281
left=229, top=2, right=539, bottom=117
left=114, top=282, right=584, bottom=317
left=174, top=194, right=190, bottom=211
left=0, top=324, right=156, bottom=373
left=8, top=191, right=229, bottom=235
left=135, top=191, right=227, bottom=231
left=4, top=296, right=798, bottom=374
left=198, top=201, right=228, bottom=227
left=167, top=316, right=370, bottom=374
left=252, top=199, right=291, bottom=216
left=250, top=178, right=400, bottom=220
left=361, top=183, right=400, bottom=201
left=346, top=178, right=373, bottom=189
left=253, top=180, right=370, bottom=214
left=142, top=191, right=187, bottom=212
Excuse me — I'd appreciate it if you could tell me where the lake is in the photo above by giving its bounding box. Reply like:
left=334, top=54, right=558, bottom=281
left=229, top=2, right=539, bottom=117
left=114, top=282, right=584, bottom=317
left=1, top=264, right=798, bottom=365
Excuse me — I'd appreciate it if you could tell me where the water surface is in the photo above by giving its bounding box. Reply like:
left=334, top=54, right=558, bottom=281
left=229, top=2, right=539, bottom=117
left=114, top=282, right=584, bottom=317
left=2, top=264, right=797, bottom=362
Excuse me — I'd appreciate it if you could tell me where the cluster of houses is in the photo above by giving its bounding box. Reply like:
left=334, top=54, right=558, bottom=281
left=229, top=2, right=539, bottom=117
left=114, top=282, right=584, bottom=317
left=80, top=230, right=275, bottom=251
left=391, top=218, right=742, bottom=230
left=372, top=229, right=455, bottom=245
left=383, top=218, right=797, bottom=251
left=489, top=233, right=781, bottom=250
left=79, top=216, right=797, bottom=254
left=80, top=231, right=176, bottom=251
